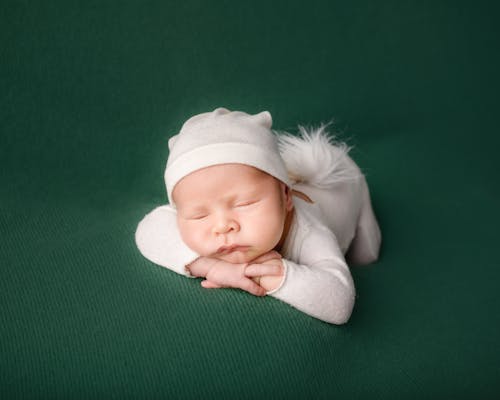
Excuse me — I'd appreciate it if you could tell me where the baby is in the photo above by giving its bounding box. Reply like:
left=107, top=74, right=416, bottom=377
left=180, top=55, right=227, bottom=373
left=136, top=107, right=381, bottom=324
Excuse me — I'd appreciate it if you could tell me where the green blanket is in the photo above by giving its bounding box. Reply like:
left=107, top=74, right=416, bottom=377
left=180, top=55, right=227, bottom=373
left=2, top=1, right=499, bottom=398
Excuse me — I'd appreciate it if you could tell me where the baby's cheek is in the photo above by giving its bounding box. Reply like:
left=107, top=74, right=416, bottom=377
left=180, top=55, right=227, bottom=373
left=259, top=218, right=284, bottom=247
left=178, top=223, right=206, bottom=254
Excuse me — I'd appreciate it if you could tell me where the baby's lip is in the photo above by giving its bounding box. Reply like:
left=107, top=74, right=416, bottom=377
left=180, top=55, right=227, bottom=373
left=216, top=245, right=249, bottom=255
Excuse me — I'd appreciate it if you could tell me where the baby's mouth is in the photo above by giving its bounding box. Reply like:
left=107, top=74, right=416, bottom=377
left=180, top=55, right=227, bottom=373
left=216, top=245, right=249, bottom=255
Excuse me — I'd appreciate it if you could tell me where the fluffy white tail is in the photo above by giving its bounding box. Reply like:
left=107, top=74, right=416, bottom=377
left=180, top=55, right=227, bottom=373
left=276, top=124, right=361, bottom=189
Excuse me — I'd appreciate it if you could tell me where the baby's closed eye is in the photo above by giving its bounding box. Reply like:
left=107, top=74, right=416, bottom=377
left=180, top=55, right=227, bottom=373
left=180, top=209, right=209, bottom=220
left=234, top=199, right=259, bottom=208
left=187, top=213, right=209, bottom=220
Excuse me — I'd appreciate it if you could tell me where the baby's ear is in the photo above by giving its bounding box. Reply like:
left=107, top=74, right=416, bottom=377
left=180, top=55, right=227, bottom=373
left=283, top=184, right=294, bottom=211
left=249, top=111, right=272, bottom=129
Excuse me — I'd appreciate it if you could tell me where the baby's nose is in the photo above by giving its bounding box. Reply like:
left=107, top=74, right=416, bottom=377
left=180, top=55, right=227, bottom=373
left=213, top=214, right=239, bottom=234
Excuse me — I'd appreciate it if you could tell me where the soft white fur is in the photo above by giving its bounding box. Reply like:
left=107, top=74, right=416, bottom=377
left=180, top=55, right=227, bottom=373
left=276, top=124, right=361, bottom=189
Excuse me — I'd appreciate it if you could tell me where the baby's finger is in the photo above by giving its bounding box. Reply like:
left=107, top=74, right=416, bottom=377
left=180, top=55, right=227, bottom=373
left=245, top=263, right=283, bottom=277
left=201, top=280, right=223, bottom=289
left=239, top=278, right=267, bottom=297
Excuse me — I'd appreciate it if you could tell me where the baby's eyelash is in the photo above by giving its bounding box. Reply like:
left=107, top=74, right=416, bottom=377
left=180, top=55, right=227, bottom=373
left=187, top=214, right=208, bottom=220
left=235, top=200, right=257, bottom=207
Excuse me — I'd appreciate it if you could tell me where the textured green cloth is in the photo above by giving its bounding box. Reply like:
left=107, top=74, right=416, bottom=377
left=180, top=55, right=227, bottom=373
left=1, top=1, right=499, bottom=398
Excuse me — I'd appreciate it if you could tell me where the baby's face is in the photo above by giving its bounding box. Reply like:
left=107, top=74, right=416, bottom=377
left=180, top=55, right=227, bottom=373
left=173, top=164, right=293, bottom=264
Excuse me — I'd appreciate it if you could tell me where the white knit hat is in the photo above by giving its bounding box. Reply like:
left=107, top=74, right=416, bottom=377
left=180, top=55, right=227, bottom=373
left=165, top=107, right=291, bottom=205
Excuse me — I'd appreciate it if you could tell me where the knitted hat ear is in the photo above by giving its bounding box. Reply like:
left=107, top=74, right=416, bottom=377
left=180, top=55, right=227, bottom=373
left=212, top=107, right=230, bottom=116
left=248, top=110, right=272, bottom=129
left=168, top=135, right=179, bottom=151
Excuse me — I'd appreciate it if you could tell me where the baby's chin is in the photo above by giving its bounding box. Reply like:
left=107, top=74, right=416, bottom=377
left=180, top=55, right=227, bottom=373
left=216, top=250, right=261, bottom=264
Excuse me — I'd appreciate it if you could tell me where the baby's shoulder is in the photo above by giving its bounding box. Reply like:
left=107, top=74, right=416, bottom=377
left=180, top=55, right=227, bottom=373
left=293, top=197, right=327, bottom=228
left=286, top=199, right=344, bottom=263
left=291, top=198, right=333, bottom=244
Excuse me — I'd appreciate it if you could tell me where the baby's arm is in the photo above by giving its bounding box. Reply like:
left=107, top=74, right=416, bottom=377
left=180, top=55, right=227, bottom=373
left=267, top=227, right=355, bottom=325
left=194, top=240, right=355, bottom=325
left=269, top=259, right=354, bottom=324
left=135, top=205, right=199, bottom=274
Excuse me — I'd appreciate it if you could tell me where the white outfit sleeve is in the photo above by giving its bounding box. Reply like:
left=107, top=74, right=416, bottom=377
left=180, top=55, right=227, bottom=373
left=135, top=205, right=198, bottom=276
left=267, top=225, right=355, bottom=325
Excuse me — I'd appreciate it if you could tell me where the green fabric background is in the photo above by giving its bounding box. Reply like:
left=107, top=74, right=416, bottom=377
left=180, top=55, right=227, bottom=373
left=1, top=1, right=499, bottom=398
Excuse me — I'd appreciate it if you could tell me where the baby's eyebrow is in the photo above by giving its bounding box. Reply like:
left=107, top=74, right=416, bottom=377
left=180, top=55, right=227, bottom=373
left=228, top=193, right=257, bottom=204
left=177, top=202, right=207, bottom=213
left=233, top=187, right=261, bottom=198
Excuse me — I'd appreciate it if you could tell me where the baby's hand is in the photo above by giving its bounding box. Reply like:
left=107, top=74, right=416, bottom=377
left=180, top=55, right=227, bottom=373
left=197, top=253, right=282, bottom=296
left=247, top=251, right=285, bottom=292
left=185, top=257, right=218, bottom=277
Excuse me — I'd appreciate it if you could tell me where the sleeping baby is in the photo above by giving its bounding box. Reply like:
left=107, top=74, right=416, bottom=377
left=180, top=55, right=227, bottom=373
left=136, top=107, right=381, bottom=324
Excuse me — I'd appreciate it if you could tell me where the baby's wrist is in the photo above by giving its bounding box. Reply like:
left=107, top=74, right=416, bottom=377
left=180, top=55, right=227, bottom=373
left=257, top=260, right=285, bottom=292
left=185, top=257, right=216, bottom=277
left=258, top=275, right=284, bottom=292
